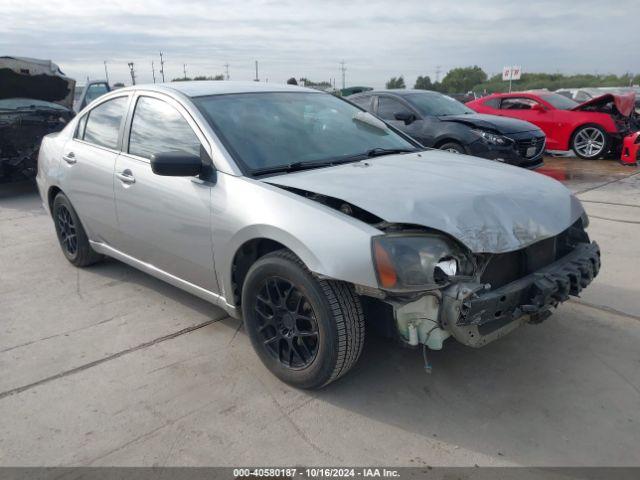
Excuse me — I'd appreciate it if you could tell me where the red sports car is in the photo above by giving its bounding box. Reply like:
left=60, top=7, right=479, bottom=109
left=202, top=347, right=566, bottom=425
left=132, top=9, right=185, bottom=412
left=467, top=91, right=638, bottom=160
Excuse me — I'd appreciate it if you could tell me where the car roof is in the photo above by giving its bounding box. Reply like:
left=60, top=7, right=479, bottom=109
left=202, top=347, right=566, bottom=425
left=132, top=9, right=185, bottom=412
left=351, top=89, right=443, bottom=97
left=114, top=80, right=318, bottom=98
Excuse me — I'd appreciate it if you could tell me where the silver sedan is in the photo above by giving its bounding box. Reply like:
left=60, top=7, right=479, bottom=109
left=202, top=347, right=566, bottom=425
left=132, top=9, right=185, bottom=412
left=36, top=81, right=600, bottom=388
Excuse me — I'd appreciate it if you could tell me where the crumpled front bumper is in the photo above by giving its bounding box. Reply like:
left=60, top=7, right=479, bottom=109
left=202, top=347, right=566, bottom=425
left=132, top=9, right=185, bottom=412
left=620, top=132, right=640, bottom=165
left=441, top=241, right=601, bottom=348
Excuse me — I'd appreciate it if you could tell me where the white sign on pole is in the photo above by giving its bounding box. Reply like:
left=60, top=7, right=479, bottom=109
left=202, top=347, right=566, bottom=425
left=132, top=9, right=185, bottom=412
left=502, top=66, right=522, bottom=81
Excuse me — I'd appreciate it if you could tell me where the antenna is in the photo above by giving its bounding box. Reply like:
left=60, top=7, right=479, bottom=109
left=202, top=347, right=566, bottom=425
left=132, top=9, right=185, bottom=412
left=339, top=60, right=346, bottom=89
left=159, top=51, right=165, bottom=82
left=127, top=62, right=136, bottom=85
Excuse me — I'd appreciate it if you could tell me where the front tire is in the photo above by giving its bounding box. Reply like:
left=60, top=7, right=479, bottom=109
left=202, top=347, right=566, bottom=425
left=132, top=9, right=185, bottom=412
left=241, top=250, right=364, bottom=389
left=439, top=141, right=466, bottom=154
left=52, top=193, right=103, bottom=267
left=571, top=125, right=608, bottom=159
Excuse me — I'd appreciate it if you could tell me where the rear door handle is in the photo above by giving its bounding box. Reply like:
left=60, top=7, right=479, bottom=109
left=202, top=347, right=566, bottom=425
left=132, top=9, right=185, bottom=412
left=116, top=170, right=136, bottom=184
left=62, top=152, right=76, bottom=164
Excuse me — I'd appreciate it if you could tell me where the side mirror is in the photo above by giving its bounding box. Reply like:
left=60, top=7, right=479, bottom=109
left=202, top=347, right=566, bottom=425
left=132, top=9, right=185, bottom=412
left=150, top=151, right=202, bottom=177
left=531, top=103, right=546, bottom=112
left=394, top=111, right=416, bottom=125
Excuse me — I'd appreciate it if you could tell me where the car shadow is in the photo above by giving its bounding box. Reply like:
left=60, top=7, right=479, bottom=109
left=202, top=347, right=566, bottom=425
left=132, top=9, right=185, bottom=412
left=308, top=308, right=640, bottom=465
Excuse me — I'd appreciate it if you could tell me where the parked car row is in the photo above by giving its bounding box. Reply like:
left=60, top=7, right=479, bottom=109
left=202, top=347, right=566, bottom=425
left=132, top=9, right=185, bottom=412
left=467, top=91, right=640, bottom=162
left=349, top=89, right=546, bottom=168
left=37, top=81, right=601, bottom=388
left=344, top=87, right=639, bottom=166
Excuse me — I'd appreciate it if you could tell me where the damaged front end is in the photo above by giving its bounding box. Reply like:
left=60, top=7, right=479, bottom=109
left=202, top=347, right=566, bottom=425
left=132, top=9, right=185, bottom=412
left=0, top=56, right=75, bottom=182
left=0, top=101, right=73, bottom=181
left=265, top=153, right=601, bottom=353
left=366, top=219, right=600, bottom=351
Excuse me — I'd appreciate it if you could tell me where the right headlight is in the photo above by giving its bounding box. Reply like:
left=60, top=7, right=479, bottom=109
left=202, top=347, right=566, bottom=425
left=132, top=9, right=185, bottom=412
left=471, top=129, right=511, bottom=146
left=372, top=234, right=474, bottom=291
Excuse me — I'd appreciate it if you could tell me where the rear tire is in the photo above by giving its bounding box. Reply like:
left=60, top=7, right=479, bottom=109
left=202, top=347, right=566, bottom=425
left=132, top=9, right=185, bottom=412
left=571, top=124, right=609, bottom=160
left=52, top=193, right=103, bottom=267
left=241, top=250, right=364, bottom=389
left=439, top=142, right=466, bottom=154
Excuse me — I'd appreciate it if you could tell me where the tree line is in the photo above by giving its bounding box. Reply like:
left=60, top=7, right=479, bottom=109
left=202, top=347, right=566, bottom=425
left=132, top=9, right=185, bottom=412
left=385, top=66, right=640, bottom=94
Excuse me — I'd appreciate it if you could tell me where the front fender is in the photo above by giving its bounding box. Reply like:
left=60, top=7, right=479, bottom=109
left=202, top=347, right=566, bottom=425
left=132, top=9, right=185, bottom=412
left=211, top=174, right=382, bottom=307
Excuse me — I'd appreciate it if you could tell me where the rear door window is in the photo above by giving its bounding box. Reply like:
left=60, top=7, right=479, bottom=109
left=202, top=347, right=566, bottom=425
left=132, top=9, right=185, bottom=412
left=82, top=96, right=128, bottom=149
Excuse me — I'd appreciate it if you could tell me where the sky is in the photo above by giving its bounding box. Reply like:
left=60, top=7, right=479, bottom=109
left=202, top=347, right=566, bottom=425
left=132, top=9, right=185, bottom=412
left=2, top=0, right=639, bottom=88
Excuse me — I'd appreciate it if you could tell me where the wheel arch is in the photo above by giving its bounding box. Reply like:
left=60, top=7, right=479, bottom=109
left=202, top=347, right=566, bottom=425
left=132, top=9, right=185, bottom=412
left=47, top=185, right=63, bottom=215
left=223, top=227, right=325, bottom=309
left=569, top=122, right=610, bottom=157
left=569, top=122, right=609, bottom=144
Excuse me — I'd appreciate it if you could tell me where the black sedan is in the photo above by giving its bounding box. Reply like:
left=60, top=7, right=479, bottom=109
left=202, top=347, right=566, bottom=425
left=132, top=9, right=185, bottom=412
left=348, top=89, right=546, bottom=168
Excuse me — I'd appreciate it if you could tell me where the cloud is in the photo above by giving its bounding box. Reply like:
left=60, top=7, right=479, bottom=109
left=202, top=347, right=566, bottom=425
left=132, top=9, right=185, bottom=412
left=0, top=0, right=638, bottom=87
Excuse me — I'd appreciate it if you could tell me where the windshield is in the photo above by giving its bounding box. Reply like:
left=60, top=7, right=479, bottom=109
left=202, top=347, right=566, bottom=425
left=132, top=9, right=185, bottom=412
left=193, top=92, right=416, bottom=174
left=538, top=93, right=579, bottom=110
left=405, top=92, right=475, bottom=116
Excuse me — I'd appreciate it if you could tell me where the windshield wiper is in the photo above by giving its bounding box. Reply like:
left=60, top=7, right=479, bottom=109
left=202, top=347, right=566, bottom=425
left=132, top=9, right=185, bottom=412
left=251, top=158, right=360, bottom=176
left=365, top=147, right=418, bottom=158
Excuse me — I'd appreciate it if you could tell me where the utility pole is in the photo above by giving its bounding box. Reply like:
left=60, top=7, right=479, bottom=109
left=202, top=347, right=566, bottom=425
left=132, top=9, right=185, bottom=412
left=339, top=60, right=346, bottom=89
left=183, top=63, right=187, bottom=80
left=151, top=61, right=156, bottom=84
left=103, top=60, right=109, bottom=85
left=254, top=60, right=259, bottom=82
left=224, top=63, right=230, bottom=80
left=127, top=62, right=136, bottom=85
left=435, top=65, right=442, bottom=83
left=159, top=51, right=165, bottom=82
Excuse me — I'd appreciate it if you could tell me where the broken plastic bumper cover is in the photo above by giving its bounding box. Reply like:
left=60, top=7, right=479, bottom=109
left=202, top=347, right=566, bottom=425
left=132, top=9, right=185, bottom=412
left=441, top=241, right=600, bottom=348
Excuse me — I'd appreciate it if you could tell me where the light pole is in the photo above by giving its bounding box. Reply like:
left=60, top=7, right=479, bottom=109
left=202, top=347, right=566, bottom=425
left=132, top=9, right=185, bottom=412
left=128, top=62, right=136, bottom=85
left=159, top=52, right=165, bottom=82
left=103, top=60, right=109, bottom=85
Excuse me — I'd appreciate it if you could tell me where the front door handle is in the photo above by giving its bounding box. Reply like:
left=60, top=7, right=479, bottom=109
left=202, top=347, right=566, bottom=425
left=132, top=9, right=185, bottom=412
left=116, top=170, right=136, bottom=184
left=62, top=152, right=76, bottom=164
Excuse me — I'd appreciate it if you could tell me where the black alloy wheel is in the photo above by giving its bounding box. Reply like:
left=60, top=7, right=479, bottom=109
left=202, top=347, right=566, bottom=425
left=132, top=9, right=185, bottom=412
left=241, top=250, right=365, bottom=389
left=254, top=276, right=319, bottom=369
left=56, top=204, right=78, bottom=257
left=52, top=193, right=103, bottom=267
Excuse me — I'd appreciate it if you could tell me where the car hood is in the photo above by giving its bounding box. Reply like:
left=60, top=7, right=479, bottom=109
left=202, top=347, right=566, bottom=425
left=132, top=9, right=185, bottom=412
left=266, top=151, right=584, bottom=254
left=436, top=113, right=540, bottom=134
left=0, top=56, right=76, bottom=109
left=572, top=92, right=636, bottom=117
